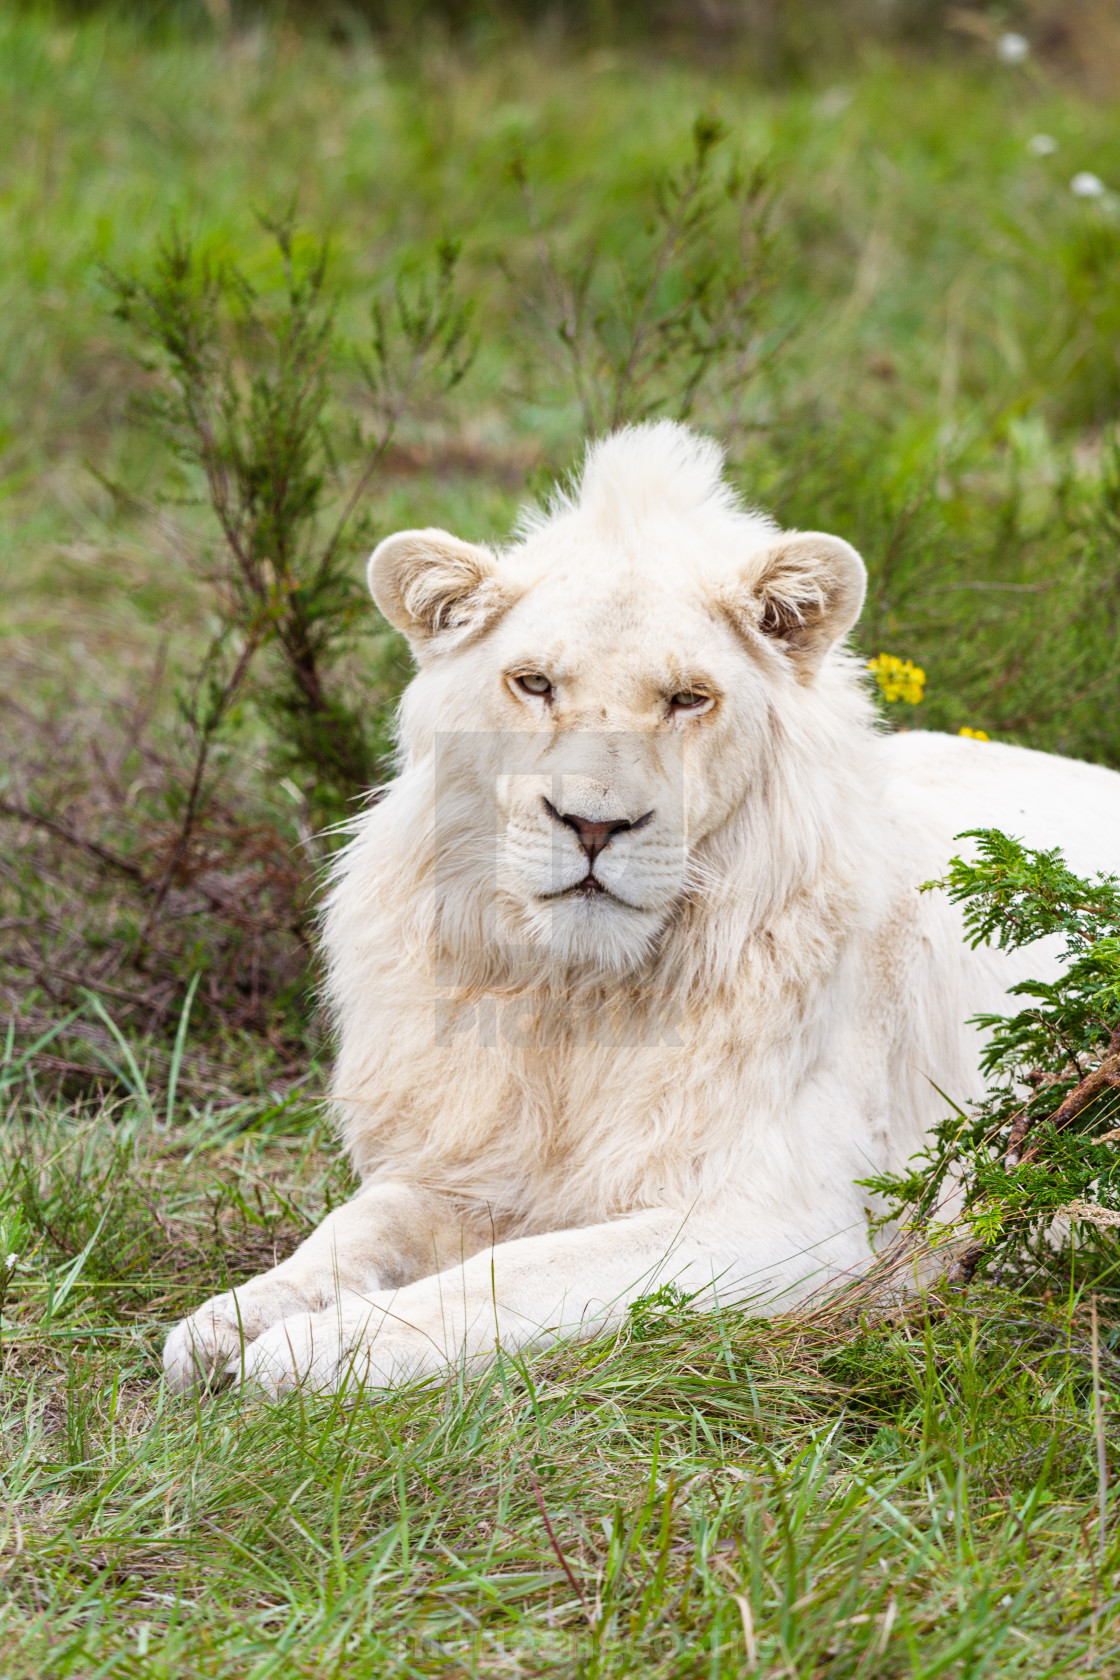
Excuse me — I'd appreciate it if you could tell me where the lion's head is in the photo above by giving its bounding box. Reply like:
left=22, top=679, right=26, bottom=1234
left=369, top=423, right=867, bottom=980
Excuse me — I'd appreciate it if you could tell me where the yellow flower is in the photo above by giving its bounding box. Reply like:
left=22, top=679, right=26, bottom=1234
left=866, top=652, right=926, bottom=705
left=958, top=726, right=990, bottom=741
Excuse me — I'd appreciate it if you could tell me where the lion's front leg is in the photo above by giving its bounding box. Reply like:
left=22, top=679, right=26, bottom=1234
left=162, top=1181, right=488, bottom=1392
left=236, top=1202, right=882, bottom=1397
left=235, top=1209, right=752, bottom=1397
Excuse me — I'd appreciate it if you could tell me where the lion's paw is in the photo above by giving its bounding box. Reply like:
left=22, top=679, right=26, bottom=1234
left=163, top=1295, right=250, bottom=1392
left=234, top=1311, right=359, bottom=1397
left=235, top=1298, right=437, bottom=1398
left=163, top=1280, right=318, bottom=1393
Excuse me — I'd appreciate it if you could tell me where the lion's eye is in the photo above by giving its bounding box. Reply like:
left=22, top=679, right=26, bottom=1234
left=516, top=673, right=553, bottom=697
left=670, top=691, right=709, bottom=712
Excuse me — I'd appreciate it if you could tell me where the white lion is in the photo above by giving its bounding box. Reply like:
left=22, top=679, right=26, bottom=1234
left=164, top=421, right=1120, bottom=1397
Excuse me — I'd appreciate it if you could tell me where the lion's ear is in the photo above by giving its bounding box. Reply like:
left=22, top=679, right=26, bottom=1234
left=367, top=528, right=512, bottom=654
left=726, top=531, right=866, bottom=680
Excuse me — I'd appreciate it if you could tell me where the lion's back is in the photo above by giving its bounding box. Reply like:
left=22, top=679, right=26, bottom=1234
left=881, top=730, right=1120, bottom=883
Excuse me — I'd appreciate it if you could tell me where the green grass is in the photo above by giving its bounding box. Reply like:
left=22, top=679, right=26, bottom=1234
left=5, top=11, right=1120, bottom=749
left=5, top=8, right=1120, bottom=1674
left=2, top=1100, right=1119, bottom=1678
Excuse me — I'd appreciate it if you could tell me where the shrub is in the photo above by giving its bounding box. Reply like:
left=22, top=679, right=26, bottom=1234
left=509, top=114, right=776, bottom=445
left=0, top=221, right=474, bottom=1090
left=865, top=829, right=1120, bottom=1283
left=108, top=218, right=473, bottom=832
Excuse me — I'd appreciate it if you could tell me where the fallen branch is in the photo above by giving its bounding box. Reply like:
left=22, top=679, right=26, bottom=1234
left=1006, top=1021, right=1120, bottom=1169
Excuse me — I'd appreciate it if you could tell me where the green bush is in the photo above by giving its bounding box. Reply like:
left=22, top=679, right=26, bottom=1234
left=865, top=829, right=1120, bottom=1280
left=110, top=219, right=473, bottom=831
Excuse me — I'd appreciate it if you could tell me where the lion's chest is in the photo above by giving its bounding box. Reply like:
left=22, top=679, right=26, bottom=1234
left=351, top=966, right=865, bottom=1228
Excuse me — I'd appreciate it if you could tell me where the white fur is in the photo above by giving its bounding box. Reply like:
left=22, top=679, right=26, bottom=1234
left=164, top=422, right=1120, bottom=1397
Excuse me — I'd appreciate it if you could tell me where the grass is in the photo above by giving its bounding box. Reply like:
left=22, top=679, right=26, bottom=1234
left=4, top=6, right=1120, bottom=1674
left=5, top=10, right=1120, bottom=769
left=2, top=1098, right=1119, bottom=1677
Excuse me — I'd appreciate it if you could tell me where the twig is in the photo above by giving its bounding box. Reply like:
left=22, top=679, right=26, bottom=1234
left=1001, top=1103, right=1034, bottom=1170
left=1008, top=1022, right=1120, bottom=1169
left=530, top=1474, right=593, bottom=1626
left=144, top=627, right=263, bottom=926
left=0, top=799, right=148, bottom=885
left=946, top=1240, right=987, bottom=1286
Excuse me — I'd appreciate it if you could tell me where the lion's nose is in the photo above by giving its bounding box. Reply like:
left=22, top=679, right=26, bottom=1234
left=544, top=799, right=652, bottom=866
